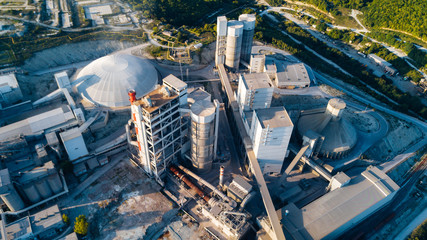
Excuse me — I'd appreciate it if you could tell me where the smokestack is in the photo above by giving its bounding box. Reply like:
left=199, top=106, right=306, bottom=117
left=219, top=165, right=224, bottom=186
left=128, top=89, right=136, bottom=104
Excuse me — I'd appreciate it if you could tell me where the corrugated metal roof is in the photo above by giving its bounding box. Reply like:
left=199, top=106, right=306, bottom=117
left=163, top=74, right=187, bottom=91
left=30, top=204, right=64, bottom=236
left=19, top=161, right=56, bottom=184
left=0, top=106, right=76, bottom=141
left=59, top=128, right=82, bottom=142
left=281, top=166, right=399, bottom=240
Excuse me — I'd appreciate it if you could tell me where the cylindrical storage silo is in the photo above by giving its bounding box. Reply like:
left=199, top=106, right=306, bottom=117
left=225, top=20, right=244, bottom=71
left=35, top=179, right=53, bottom=199
left=326, top=98, right=346, bottom=120
left=238, top=14, right=256, bottom=63
left=47, top=173, right=63, bottom=194
left=1, top=188, right=25, bottom=212
left=190, top=100, right=216, bottom=173
left=23, top=184, right=41, bottom=203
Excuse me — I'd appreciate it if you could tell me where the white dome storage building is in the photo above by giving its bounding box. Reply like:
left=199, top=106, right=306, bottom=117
left=76, top=54, right=158, bottom=108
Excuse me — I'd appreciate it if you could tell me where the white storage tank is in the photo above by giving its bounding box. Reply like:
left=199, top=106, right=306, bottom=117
left=225, top=20, right=244, bottom=71
left=190, top=100, right=217, bottom=172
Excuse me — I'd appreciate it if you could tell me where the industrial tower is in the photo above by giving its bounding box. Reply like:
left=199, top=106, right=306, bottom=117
left=215, top=14, right=256, bottom=71
left=127, top=75, right=188, bottom=184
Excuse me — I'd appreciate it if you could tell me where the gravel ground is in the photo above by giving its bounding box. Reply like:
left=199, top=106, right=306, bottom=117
left=61, top=160, right=175, bottom=240
left=22, top=40, right=138, bottom=72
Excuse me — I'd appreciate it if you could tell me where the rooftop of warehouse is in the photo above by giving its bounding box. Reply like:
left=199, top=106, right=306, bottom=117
left=280, top=166, right=399, bottom=240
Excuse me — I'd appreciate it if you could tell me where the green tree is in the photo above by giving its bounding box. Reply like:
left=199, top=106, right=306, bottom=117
left=74, top=215, right=89, bottom=236
left=62, top=214, right=70, bottom=225
left=409, top=219, right=427, bottom=240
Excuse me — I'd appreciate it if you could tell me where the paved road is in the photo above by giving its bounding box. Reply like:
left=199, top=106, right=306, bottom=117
left=315, top=72, right=427, bottom=131
left=395, top=207, right=427, bottom=240
left=260, top=9, right=402, bottom=104
left=342, top=159, right=427, bottom=239
left=258, top=1, right=425, bottom=98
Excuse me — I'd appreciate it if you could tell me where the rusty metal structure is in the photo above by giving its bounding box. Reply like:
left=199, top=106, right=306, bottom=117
left=169, top=165, right=211, bottom=202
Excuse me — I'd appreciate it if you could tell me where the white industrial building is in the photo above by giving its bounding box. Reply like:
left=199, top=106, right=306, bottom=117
left=215, top=14, right=256, bottom=71
left=127, top=75, right=187, bottom=183
left=251, top=57, right=312, bottom=89
left=275, top=62, right=311, bottom=89
left=0, top=204, right=66, bottom=240
left=368, top=54, right=397, bottom=75
left=250, top=107, right=293, bottom=173
left=215, top=16, right=228, bottom=67
left=0, top=105, right=78, bottom=141
left=250, top=54, right=266, bottom=73
left=59, top=127, right=89, bottom=161
left=54, top=71, right=71, bottom=89
left=0, top=73, right=23, bottom=108
left=235, top=72, right=293, bottom=174
left=84, top=4, right=113, bottom=25
left=236, top=73, right=274, bottom=111
left=276, top=166, right=399, bottom=240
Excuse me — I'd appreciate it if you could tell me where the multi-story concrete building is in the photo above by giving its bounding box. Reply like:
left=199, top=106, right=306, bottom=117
left=250, top=54, right=266, bottom=73
left=236, top=73, right=274, bottom=111
left=249, top=107, right=293, bottom=173
left=235, top=72, right=293, bottom=173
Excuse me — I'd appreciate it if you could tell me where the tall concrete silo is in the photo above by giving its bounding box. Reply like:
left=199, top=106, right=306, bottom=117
left=215, top=16, right=228, bottom=66
left=190, top=100, right=219, bottom=173
left=225, top=20, right=244, bottom=71
left=0, top=169, right=25, bottom=212
left=47, top=172, right=63, bottom=194
left=35, top=179, right=53, bottom=199
left=19, top=161, right=62, bottom=203
left=238, top=14, right=256, bottom=63
left=23, top=184, right=41, bottom=203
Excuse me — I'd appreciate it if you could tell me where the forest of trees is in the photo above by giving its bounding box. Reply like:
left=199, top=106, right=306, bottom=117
left=367, top=31, right=427, bottom=69
left=364, top=0, right=427, bottom=41
left=267, top=0, right=427, bottom=42
left=123, top=0, right=253, bottom=26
